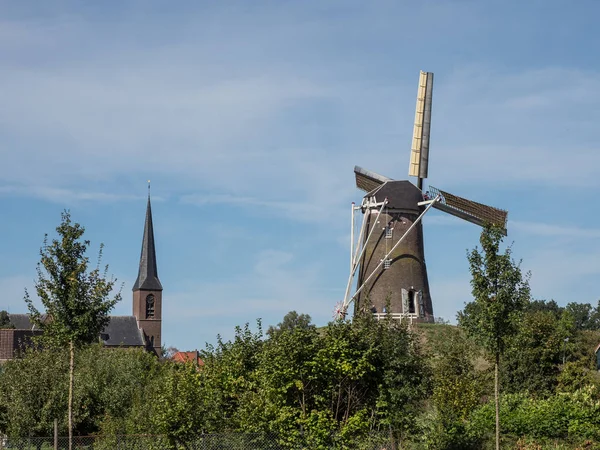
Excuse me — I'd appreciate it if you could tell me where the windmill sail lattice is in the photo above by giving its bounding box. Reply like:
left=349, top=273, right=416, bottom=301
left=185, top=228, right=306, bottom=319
left=354, top=166, right=392, bottom=192
left=428, top=186, right=508, bottom=234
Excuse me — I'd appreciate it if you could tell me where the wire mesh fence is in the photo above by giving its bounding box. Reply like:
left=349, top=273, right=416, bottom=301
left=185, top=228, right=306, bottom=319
left=0, top=433, right=396, bottom=450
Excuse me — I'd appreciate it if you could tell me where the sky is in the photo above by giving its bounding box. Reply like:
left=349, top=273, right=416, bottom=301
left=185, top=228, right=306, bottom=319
left=1, top=0, right=600, bottom=351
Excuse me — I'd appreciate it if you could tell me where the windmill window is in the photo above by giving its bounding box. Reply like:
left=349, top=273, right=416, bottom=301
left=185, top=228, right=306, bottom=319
left=146, top=294, right=155, bottom=319
left=385, top=226, right=393, bottom=239
left=383, top=259, right=391, bottom=270
left=408, top=291, right=416, bottom=314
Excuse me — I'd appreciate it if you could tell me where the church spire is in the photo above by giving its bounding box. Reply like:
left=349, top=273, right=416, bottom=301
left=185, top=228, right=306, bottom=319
left=133, top=185, right=163, bottom=291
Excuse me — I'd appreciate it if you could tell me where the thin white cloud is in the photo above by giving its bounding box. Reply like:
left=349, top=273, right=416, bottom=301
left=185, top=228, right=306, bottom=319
left=511, top=220, right=600, bottom=239
left=0, top=185, right=147, bottom=204
left=163, top=248, right=338, bottom=344
left=180, top=192, right=347, bottom=224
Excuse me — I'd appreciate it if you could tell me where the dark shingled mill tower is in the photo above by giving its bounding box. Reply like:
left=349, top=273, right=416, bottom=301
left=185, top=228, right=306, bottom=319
left=338, top=71, right=508, bottom=323
left=132, top=186, right=163, bottom=354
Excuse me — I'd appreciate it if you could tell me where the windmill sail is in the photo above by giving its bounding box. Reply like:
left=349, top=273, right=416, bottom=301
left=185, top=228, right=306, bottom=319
left=354, top=166, right=393, bottom=192
left=409, top=71, right=434, bottom=180
left=428, top=186, right=508, bottom=234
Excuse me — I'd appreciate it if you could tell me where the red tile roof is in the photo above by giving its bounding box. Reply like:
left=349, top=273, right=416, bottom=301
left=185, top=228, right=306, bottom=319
left=172, top=351, right=204, bottom=366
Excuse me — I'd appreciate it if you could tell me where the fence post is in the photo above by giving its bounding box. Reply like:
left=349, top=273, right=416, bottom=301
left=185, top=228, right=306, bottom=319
left=54, top=419, right=58, bottom=450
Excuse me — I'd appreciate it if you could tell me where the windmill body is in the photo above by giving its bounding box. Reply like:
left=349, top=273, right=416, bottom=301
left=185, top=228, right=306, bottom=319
left=355, top=180, right=434, bottom=321
left=338, top=71, right=508, bottom=322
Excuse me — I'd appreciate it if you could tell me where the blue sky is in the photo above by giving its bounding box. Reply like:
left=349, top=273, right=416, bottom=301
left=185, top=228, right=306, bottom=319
left=1, top=0, right=600, bottom=351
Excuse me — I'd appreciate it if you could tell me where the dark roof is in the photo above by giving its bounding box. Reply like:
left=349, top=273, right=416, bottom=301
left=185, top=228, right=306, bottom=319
left=365, top=180, right=423, bottom=212
left=101, top=316, right=145, bottom=347
left=132, top=195, right=163, bottom=292
left=8, top=313, right=48, bottom=330
left=8, top=314, right=145, bottom=347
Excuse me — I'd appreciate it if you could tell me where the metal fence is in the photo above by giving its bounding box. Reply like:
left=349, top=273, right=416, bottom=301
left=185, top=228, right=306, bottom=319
left=0, top=433, right=396, bottom=450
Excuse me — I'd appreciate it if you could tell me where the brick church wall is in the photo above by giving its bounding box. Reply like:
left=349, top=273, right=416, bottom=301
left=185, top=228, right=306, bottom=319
left=0, top=329, right=43, bottom=361
left=0, top=329, right=15, bottom=361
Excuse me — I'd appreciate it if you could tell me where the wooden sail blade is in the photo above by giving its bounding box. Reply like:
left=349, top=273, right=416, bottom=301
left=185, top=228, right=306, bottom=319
left=429, top=186, right=508, bottom=234
left=354, top=166, right=393, bottom=192
left=409, top=71, right=434, bottom=180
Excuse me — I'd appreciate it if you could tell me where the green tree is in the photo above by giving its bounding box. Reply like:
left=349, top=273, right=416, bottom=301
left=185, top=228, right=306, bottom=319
left=266, top=311, right=314, bottom=337
left=0, top=347, right=68, bottom=437
left=0, top=345, right=157, bottom=438
left=0, top=310, right=14, bottom=329
left=526, top=299, right=562, bottom=318
left=565, top=302, right=594, bottom=331
left=431, top=327, right=481, bottom=423
left=199, top=321, right=264, bottom=432
left=238, top=312, right=429, bottom=449
left=502, top=310, right=563, bottom=396
left=458, top=226, right=530, bottom=450
left=24, top=211, right=121, bottom=450
left=590, top=300, right=600, bottom=330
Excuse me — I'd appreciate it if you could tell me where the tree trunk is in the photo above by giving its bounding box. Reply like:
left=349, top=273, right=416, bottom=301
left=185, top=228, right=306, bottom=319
left=495, top=352, right=500, bottom=450
left=68, top=340, right=74, bottom=450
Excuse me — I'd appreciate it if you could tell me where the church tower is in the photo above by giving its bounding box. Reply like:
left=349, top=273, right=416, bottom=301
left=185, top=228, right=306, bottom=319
left=132, top=191, right=163, bottom=355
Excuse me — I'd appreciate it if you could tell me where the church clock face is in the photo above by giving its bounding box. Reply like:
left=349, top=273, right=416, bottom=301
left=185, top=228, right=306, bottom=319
left=146, top=294, right=155, bottom=319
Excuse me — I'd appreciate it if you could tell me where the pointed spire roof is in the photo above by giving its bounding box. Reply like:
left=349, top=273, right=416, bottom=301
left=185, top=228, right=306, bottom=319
left=133, top=191, right=163, bottom=291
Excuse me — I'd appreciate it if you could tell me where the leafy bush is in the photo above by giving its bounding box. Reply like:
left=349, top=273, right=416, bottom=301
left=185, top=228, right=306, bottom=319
left=467, top=387, right=600, bottom=443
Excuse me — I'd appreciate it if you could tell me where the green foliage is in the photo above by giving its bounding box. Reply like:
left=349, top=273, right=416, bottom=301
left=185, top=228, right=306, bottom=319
left=431, top=327, right=482, bottom=422
left=565, top=302, right=600, bottom=331
left=567, top=329, right=600, bottom=370
left=0, top=347, right=68, bottom=437
left=459, top=225, right=531, bottom=450
left=2, top=306, right=599, bottom=449
left=0, top=345, right=158, bottom=437
left=199, top=321, right=264, bottom=432
left=25, top=211, right=121, bottom=347
left=266, top=310, right=314, bottom=337
left=238, top=313, right=430, bottom=448
left=459, top=226, right=531, bottom=358
left=0, top=310, right=14, bottom=329
left=502, top=310, right=564, bottom=396
left=468, top=387, right=600, bottom=443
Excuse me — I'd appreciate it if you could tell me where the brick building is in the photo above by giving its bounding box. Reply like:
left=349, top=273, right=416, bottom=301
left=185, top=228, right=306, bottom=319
left=0, top=193, right=163, bottom=362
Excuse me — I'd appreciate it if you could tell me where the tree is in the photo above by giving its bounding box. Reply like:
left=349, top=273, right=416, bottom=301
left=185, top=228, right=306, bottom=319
left=266, top=311, right=314, bottom=337
left=24, top=211, right=121, bottom=450
left=0, top=345, right=158, bottom=438
left=502, top=309, right=563, bottom=396
left=565, top=302, right=596, bottom=331
left=458, top=226, right=530, bottom=450
left=0, top=310, right=14, bottom=329
left=239, top=312, right=429, bottom=449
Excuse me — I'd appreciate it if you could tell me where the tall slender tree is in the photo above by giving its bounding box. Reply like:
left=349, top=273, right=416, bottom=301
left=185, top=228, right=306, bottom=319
left=25, top=211, right=121, bottom=450
left=458, top=226, right=530, bottom=450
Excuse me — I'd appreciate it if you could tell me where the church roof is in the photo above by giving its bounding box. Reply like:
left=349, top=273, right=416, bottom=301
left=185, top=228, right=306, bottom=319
left=100, top=316, right=145, bottom=347
left=132, top=195, right=163, bottom=292
left=8, top=313, right=48, bottom=330
left=8, top=313, right=144, bottom=347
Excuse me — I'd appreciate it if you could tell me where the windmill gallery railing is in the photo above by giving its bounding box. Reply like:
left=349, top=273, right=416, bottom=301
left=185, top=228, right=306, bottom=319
left=372, top=312, right=420, bottom=323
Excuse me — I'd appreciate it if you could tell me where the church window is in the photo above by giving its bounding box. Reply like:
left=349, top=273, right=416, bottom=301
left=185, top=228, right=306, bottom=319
left=146, top=294, right=155, bottom=319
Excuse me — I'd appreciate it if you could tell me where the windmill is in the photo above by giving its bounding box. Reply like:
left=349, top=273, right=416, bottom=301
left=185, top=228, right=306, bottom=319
left=338, top=71, right=508, bottom=322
